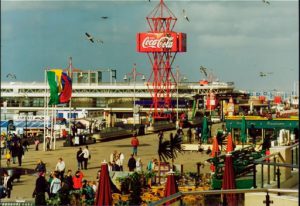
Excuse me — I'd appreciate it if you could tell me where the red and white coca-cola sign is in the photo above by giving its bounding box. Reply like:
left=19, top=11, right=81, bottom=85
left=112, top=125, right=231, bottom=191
left=137, top=32, right=186, bottom=52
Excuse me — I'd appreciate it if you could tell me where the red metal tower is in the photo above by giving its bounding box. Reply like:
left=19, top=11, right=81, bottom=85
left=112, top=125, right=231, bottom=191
left=137, top=0, right=186, bottom=120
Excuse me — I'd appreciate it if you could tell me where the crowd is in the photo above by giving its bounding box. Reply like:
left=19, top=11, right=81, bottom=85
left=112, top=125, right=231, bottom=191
left=0, top=128, right=216, bottom=204
left=32, top=168, right=96, bottom=206
left=31, top=155, right=97, bottom=205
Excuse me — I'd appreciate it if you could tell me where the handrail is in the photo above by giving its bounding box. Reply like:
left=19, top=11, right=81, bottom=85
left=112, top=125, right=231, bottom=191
left=256, top=162, right=299, bottom=168
left=254, top=152, right=284, bottom=163
left=182, top=188, right=299, bottom=195
left=285, top=142, right=299, bottom=149
left=149, top=188, right=299, bottom=206
left=148, top=192, right=182, bottom=206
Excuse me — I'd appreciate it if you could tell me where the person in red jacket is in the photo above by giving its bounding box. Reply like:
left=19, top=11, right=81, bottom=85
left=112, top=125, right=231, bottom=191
left=131, top=134, right=139, bottom=156
left=72, top=170, right=84, bottom=190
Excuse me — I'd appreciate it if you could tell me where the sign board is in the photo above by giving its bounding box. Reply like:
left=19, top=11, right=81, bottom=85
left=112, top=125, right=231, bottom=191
left=133, top=113, right=140, bottom=124
left=137, top=32, right=186, bottom=52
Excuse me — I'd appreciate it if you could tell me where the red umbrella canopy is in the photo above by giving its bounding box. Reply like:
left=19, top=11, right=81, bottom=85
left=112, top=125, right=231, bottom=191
left=226, top=133, right=234, bottom=153
left=222, top=154, right=237, bottom=206
left=211, top=136, right=220, bottom=157
left=164, top=169, right=179, bottom=205
left=96, top=161, right=112, bottom=206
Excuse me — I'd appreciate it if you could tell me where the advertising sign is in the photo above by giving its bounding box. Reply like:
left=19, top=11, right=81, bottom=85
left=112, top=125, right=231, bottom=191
left=137, top=32, right=186, bottom=52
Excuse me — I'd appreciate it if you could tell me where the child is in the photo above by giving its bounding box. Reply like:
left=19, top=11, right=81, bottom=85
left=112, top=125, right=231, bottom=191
left=5, top=151, right=11, bottom=167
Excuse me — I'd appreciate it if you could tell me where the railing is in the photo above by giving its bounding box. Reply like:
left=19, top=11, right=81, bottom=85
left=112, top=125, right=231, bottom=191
left=149, top=188, right=298, bottom=206
left=290, top=142, right=299, bottom=171
left=253, top=142, right=299, bottom=189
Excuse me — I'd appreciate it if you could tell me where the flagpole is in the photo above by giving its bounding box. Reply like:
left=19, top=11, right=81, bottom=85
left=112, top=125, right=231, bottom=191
left=43, top=69, right=47, bottom=151
left=51, top=105, right=54, bottom=150
left=54, top=105, right=57, bottom=150
left=68, top=57, right=72, bottom=138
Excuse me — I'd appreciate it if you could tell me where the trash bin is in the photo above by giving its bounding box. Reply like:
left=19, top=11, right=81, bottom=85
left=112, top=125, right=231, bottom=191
left=138, top=125, right=145, bottom=136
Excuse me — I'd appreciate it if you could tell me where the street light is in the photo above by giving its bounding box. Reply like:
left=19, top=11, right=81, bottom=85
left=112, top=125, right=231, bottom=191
left=123, top=64, right=145, bottom=127
left=175, top=67, right=187, bottom=122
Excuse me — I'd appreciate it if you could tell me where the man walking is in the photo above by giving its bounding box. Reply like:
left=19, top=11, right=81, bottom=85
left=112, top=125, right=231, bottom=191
left=82, top=146, right=90, bottom=170
left=76, top=147, right=84, bottom=170
left=130, top=134, right=139, bottom=156
left=33, top=171, right=49, bottom=206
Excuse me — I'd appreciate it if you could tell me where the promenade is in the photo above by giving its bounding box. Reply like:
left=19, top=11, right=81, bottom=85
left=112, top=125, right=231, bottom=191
left=0, top=129, right=212, bottom=202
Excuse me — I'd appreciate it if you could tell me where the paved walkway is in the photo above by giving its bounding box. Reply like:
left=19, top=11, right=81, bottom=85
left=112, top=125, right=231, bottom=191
left=0, top=129, right=212, bottom=202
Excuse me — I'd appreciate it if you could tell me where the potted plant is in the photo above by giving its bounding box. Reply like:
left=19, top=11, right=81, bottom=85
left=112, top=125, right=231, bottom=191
left=144, top=171, right=156, bottom=187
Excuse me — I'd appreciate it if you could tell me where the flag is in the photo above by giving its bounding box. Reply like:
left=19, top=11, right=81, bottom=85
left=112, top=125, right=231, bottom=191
left=47, top=71, right=60, bottom=105
left=59, top=72, right=72, bottom=103
left=47, top=69, right=72, bottom=105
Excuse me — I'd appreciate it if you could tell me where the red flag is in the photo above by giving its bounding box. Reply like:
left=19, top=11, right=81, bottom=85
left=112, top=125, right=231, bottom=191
left=59, top=73, right=72, bottom=103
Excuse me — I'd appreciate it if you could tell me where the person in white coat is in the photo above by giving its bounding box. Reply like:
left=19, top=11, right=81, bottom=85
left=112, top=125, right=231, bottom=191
left=81, top=146, right=90, bottom=170
left=136, top=158, right=143, bottom=172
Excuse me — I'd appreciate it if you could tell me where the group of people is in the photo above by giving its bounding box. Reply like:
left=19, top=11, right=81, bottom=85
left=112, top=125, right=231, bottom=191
left=127, top=154, right=143, bottom=172
left=32, top=156, right=97, bottom=205
left=108, top=150, right=125, bottom=171
left=33, top=169, right=96, bottom=205
left=2, top=134, right=27, bottom=167
left=76, top=146, right=91, bottom=170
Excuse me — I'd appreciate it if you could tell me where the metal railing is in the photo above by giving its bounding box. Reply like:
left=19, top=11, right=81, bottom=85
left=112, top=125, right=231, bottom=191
left=253, top=142, right=299, bottom=189
left=149, top=188, right=298, bottom=206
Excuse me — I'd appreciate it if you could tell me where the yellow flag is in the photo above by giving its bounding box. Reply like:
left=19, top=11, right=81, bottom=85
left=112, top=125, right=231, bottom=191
left=50, top=69, right=63, bottom=92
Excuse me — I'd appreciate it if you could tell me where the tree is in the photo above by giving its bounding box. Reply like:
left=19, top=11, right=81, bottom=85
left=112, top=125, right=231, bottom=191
left=158, top=132, right=182, bottom=168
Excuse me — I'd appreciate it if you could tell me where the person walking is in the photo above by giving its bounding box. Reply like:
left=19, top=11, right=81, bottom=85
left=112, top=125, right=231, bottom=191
left=127, top=154, right=136, bottom=172
left=81, top=146, right=90, bottom=170
left=11, top=142, right=17, bottom=164
left=55, top=157, right=66, bottom=180
left=16, top=143, right=24, bottom=166
left=50, top=171, right=61, bottom=198
left=130, top=134, right=139, bottom=156
left=22, top=137, right=29, bottom=152
left=32, top=171, right=49, bottom=206
left=76, top=147, right=84, bottom=170
left=3, top=170, right=13, bottom=198
left=46, top=137, right=51, bottom=151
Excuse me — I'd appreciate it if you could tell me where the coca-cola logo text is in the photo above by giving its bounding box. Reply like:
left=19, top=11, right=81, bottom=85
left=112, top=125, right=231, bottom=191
left=142, top=36, right=174, bottom=49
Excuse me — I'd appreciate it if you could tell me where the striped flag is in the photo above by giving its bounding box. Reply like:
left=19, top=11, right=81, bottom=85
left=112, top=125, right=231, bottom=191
left=47, top=69, right=72, bottom=105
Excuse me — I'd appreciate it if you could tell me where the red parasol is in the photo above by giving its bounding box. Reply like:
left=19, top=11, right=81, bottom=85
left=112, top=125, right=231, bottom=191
left=95, top=161, right=112, bottom=206
left=222, top=153, right=237, bottom=206
left=210, top=136, right=220, bottom=172
left=211, top=136, right=220, bottom=157
left=226, top=133, right=234, bottom=153
left=164, top=169, right=179, bottom=205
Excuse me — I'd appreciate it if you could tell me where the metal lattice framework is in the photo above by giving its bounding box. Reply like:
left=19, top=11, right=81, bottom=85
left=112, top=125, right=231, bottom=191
left=143, top=0, right=181, bottom=120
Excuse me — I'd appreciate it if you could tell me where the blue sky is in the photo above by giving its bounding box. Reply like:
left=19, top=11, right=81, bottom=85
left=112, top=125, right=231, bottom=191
left=1, top=0, right=298, bottom=92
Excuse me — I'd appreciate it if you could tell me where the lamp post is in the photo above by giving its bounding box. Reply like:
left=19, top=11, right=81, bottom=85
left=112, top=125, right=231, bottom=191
left=123, top=64, right=145, bottom=127
left=176, top=67, right=179, bottom=121
left=25, top=111, right=28, bottom=138
left=175, top=67, right=187, bottom=122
